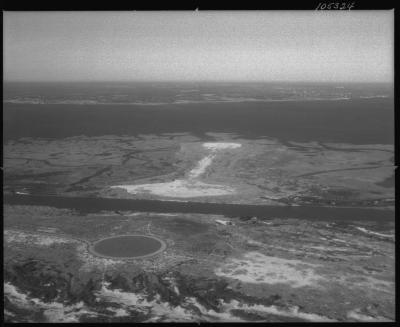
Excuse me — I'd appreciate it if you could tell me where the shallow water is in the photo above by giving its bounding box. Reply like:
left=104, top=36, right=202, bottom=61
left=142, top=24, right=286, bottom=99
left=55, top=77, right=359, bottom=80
left=3, top=97, right=394, bottom=144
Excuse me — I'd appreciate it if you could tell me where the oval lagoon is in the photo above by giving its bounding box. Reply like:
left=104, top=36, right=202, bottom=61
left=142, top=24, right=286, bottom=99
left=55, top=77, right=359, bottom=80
left=89, top=235, right=166, bottom=259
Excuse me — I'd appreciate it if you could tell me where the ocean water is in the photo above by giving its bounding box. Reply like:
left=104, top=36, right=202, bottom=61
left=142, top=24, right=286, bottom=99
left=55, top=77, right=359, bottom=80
left=3, top=82, right=394, bottom=144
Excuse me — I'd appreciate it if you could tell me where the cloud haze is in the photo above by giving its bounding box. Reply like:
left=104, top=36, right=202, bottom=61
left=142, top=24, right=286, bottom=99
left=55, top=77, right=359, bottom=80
left=3, top=11, right=394, bottom=82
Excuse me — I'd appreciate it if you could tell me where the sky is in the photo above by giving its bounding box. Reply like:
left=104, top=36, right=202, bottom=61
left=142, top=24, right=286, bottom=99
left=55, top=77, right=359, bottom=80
left=3, top=11, right=394, bottom=82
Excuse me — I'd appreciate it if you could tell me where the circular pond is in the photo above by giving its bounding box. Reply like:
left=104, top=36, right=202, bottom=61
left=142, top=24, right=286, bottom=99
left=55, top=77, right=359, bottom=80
left=89, top=235, right=166, bottom=259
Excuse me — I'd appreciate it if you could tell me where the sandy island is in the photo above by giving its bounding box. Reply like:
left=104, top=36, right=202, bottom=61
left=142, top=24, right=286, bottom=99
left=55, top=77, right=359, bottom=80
left=111, top=142, right=242, bottom=198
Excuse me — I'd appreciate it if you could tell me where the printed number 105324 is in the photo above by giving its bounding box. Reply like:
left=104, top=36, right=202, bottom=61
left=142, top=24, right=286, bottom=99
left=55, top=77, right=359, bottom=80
left=316, top=2, right=355, bottom=10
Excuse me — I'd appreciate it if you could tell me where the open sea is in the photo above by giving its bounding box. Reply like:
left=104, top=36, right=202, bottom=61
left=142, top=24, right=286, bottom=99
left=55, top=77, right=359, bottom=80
left=3, top=81, right=394, bottom=144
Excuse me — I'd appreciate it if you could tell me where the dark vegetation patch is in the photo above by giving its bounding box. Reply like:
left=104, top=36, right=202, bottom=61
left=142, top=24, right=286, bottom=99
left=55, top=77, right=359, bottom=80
left=158, top=217, right=209, bottom=235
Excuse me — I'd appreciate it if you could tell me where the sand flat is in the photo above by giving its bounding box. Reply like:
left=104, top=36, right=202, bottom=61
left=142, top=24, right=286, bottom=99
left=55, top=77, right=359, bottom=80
left=187, top=154, right=216, bottom=179
left=112, top=179, right=235, bottom=198
left=111, top=142, right=241, bottom=198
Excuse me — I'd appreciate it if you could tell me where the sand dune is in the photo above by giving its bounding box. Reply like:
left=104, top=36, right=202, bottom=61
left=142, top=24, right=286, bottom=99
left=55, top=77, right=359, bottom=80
left=215, top=251, right=324, bottom=288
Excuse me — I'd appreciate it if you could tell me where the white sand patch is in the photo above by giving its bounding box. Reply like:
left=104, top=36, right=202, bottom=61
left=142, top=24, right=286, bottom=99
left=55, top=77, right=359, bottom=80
left=107, top=307, right=130, bottom=317
left=203, top=142, right=242, bottom=150
left=4, top=230, right=75, bottom=246
left=37, top=227, right=58, bottom=233
left=184, top=297, right=244, bottom=322
left=96, top=281, right=195, bottom=321
left=215, top=252, right=324, bottom=288
left=216, top=220, right=229, bottom=226
left=112, top=179, right=235, bottom=198
left=162, top=276, right=180, bottom=295
left=97, top=281, right=150, bottom=312
left=4, top=282, right=30, bottom=308
left=331, top=238, right=348, bottom=243
left=124, top=212, right=143, bottom=216
left=173, top=285, right=180, bottom=296
left=35, top=236, right=71, bottom=246
left=97, top=282, right=244, bottom=322
left=221, top=299, right=336, bottom=322
left=122, top=212, right=178, bottom=217
left=111, top=142, right=241, bottom=198
left=347, top=309, right=393, bottom=322
left=355, top=227, right=394, bottom=239
left=261, top=195, right=283, bottom=200
left=4, top=282, right=98, bottom=322
left=187, top=154, right=216, bottom=179
left=5, top=280, right=337, bottom=322
left=151, top=213, right=179, bottom=216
